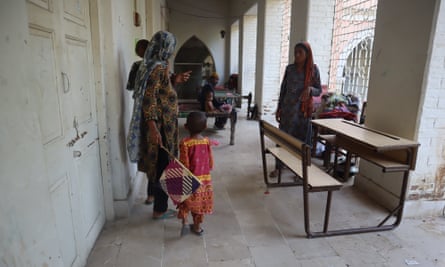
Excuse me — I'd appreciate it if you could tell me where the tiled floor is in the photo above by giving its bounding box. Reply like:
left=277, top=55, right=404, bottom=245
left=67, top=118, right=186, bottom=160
left=87, top=115, right=445, bottom=267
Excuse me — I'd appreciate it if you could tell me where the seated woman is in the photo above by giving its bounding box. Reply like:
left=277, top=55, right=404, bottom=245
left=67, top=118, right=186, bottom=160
left=205, top=91, right=232, bottom=113
left=199, top=72, right=232, bottom=129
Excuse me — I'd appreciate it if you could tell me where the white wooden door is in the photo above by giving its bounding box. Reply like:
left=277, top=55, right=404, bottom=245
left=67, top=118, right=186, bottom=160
left=27, top=0, right=105, bottom=265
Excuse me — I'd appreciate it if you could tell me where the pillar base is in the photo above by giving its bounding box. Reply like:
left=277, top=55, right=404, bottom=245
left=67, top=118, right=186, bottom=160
left=112, top=172, right=145, bottom=219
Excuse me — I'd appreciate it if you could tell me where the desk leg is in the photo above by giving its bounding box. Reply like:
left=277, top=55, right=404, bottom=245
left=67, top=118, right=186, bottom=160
left=323, top=191, right=333, bottom=233
left=229, top=110, right=237, bottom=145
left=333, top=147, right=339, bottom=178
left=343, top=152, right=352, bottom=180
left=312, top=125, right=319, bottom=155
left=379, top=169, right=410, bottom=227
left=323, top=142, right=332, bottom=169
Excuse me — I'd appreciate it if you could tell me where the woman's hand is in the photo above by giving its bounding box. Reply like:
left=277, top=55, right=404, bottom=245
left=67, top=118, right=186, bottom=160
left=175, top=70, right=192, bottom=84
left=148, top=120, right=162, bottom=145
left=275, top=109, right=281, bottom=123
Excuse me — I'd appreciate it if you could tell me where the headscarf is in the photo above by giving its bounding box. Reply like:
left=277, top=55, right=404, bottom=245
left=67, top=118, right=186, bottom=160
left=133, top=31, right=177, bottom=99
left=295, top=42, right=315, bottom=118
left=127, top=31, right=176, bottom=162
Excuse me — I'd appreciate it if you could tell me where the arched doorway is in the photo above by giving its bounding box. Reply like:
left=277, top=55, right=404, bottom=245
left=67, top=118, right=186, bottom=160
left=174, top=36, right=215, bottom=99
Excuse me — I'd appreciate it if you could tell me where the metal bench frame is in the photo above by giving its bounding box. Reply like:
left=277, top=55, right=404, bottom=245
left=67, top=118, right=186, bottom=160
left=259, top=120, right=343, bottom=238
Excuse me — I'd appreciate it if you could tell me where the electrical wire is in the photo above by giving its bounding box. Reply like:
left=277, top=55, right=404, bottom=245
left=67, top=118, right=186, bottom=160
left=172, top=1, right=225, bottom=14
left=168, top=7, right=240, bottom=20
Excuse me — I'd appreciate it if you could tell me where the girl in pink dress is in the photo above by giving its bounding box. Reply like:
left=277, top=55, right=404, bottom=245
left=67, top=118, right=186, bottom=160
left=177, top=112, right=214, bottom=236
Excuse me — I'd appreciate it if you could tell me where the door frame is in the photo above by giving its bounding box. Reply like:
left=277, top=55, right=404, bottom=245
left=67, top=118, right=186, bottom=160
left=88, top=0, right=115, bottom=221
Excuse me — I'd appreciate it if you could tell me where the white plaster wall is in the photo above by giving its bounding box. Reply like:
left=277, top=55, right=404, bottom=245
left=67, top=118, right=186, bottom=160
left=307, top=0, right=335, bottom=85
left=96, top=0, right=148, bottom=217
left=230, top=21, right=240, bottom=74
left=241, top=15, right=258, bottom=97
left=108, top=0, right=137, bottom=201
left=147, top=0, right=167, bottom=34
left=279, top=0, right=291, bottom=81
left=408, top=0, right=445, bottom=203
left=260, top=0, right=284, bottom=115
left=0, top=0, right=168, bottom=264
left=254, top=0, right=266, bottom=111
left=168, top=0, right=228, bottom=83
left=98, top=0, right=167, bottom=218
left=365, top=1, right=436, bottom=138
left=230, top=0, right=259, bottom=24
left=355, top=0, right=443, bottom=215
left=289, top=0, right=309, bottom=60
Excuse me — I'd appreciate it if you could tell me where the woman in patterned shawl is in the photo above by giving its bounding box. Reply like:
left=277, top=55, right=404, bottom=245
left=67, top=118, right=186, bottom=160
left=127, top=30, right=179, bottom=219
left=271, top=42, right=322, bottom=177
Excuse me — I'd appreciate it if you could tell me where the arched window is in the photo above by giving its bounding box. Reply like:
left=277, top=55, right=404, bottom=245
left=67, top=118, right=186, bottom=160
left=329, top=0, right=378, bottom=102
left=342, top=37, right=373, bottom=100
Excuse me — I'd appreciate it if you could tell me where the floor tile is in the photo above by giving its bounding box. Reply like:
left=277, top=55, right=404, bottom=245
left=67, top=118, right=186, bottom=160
left=250, top=245, right=300, bottom=267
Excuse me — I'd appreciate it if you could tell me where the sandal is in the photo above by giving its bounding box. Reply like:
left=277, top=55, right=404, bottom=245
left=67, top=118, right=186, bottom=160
left=189, top=224, right=204, bottom=236
left=152, top=209, right=177, bottom=220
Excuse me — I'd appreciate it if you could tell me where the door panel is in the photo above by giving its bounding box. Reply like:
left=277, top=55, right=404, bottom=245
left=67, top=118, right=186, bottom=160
left=66, top=37, right=93, bottom=124
left=63, top=0, right=104, bottom=247
left=27, top=0, right=105, bottom=264
left=28, top=26, right=64, bottom=145
left=29, top=0, right=52, bottom=11
left=49, top=175, right=77, bottom=267
left=63, top=0, right=87, bottom=26
left=76, top=145, right=104, bottom=239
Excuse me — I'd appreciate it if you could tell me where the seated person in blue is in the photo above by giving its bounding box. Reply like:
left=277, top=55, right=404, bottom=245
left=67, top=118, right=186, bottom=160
left=199, top=72, right=232, bottom=129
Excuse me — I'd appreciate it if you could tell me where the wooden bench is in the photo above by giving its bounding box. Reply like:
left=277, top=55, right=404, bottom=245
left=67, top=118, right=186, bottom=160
left=259, top=120, right=343, bottom=238
left=178, top=99, right=237, bottom=145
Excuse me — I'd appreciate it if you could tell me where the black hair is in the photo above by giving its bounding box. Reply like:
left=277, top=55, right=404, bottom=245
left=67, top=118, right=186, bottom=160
left=294, top=42, right=309, bottom=54
left=186, top=112, right=207, bottom=135
left=135, top=39, right=149, bottom=53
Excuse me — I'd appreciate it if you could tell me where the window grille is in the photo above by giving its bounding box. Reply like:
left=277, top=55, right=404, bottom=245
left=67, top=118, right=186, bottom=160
left=329, top=0, right=378, bottom=102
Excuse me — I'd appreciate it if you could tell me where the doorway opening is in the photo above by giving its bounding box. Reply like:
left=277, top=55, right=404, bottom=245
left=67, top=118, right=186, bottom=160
left=174, top=36, right=215, bottom=99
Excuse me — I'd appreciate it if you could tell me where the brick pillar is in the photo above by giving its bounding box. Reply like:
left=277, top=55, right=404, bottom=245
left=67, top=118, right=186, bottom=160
left=240, top=15, right=257, bottom=97
left=230, top=21, right=239, bottom=74
left=288, top=0, right=334, bottom=85
left=288, top=0, right=309, bottom=62
left=355, top=0, right=445, bottom=216
left=255, top=0, right=285, bottom=117
left=307, top=0, right=335, bottom=84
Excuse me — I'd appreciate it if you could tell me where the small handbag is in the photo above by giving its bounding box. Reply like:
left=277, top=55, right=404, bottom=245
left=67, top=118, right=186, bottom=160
left=159, top=146, right=202, bottom=205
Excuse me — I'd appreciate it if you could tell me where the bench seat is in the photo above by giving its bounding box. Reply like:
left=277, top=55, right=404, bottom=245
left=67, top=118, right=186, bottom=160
left=259, top=120, right=346, bottom=238
left=267, top=147, right=342, bottom=190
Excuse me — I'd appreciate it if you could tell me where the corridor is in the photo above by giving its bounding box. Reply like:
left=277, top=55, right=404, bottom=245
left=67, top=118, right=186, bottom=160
left=87, top=115, right=445, bottom=267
